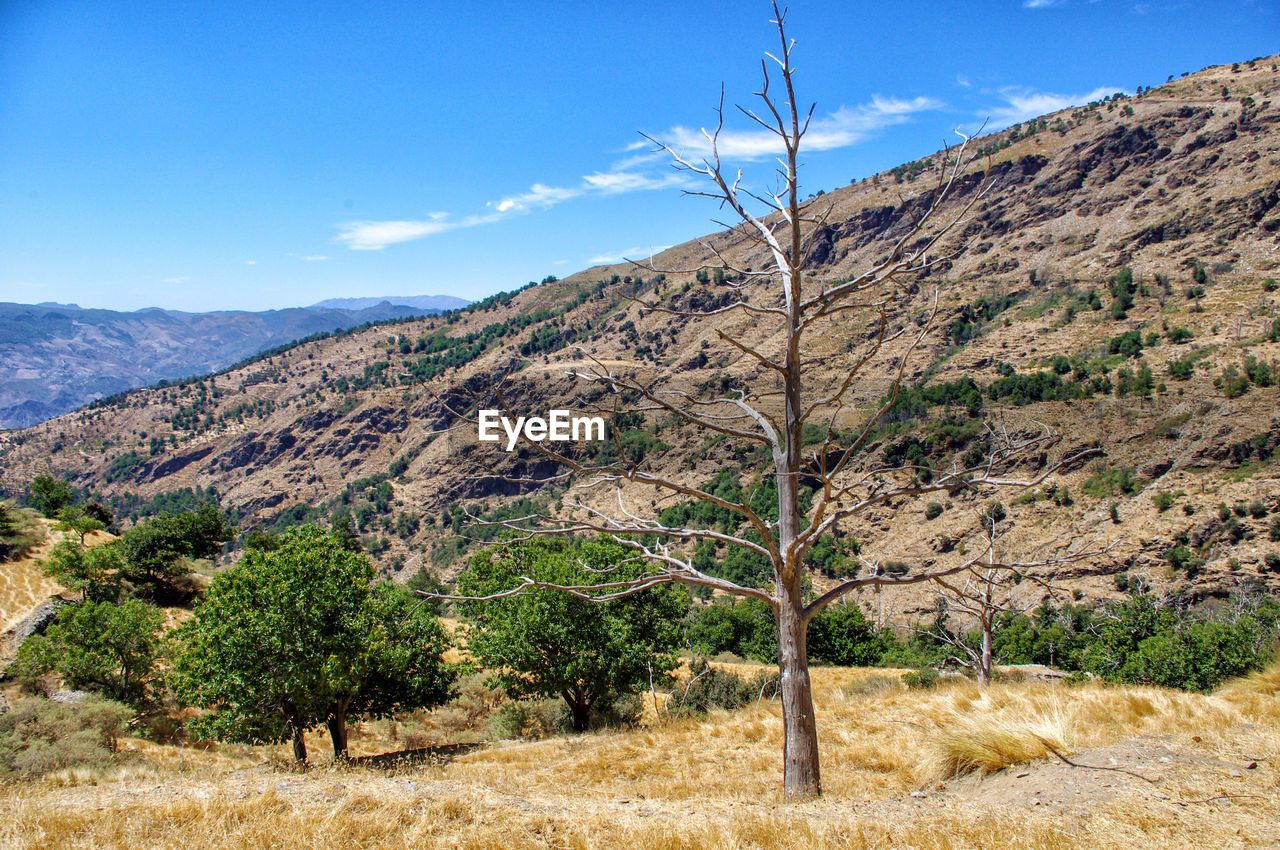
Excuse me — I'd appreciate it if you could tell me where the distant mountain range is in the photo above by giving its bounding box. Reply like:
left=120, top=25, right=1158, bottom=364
left=310, top=295, right=471, bottom=311
left=0, top=297, right=469, bottom=429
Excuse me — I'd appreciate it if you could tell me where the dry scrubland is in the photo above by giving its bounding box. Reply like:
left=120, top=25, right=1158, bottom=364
left=1, top=663, right=1278, bottom=849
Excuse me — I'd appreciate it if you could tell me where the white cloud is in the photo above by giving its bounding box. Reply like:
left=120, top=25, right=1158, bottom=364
left=587, top=245, right=671, bottom=266
left=302, top=255, right=329, bottom=262
left=582, top=171, right=686, bottom=194
left=335, top=92, right=939, bottom=252
left=490, top=183, right=581, bottom=214
left=244, top=260, right=257, bottom=265
left=335, top=214, right=453, bottom=250
left=653, top=94, right=943, bottom=161
left=985, top=85, right=1124, bottom=128
left=1023, top=0, right=1065, bottom=7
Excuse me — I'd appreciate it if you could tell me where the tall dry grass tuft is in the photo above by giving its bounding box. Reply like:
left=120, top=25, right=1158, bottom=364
left=1219, top=656, right=1280, bottom=697
left=919, top=700, right=1074, bottom=782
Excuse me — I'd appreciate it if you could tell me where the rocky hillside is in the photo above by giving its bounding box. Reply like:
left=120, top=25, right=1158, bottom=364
left=0, top=299, right=464, bottom=429
left=2, top=55, right=1277, bottom=621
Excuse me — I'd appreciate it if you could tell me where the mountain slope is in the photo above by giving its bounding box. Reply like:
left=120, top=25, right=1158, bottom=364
left=0, top=301, right=460, bottom=428
left=1, top=56, right=1277, bottom=620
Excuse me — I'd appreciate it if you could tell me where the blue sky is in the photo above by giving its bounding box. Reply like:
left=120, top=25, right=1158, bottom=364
left=1, top=0, right=1275, bottom=313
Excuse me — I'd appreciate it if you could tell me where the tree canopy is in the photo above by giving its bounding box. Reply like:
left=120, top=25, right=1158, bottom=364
left=117, top=503, right=234, bottom=593
left=172, top=524, right=454, bottom=762
left=12, top=598, right=165, bottom=708
left=26, top=475, right=74, bottom=518
left=456, top=539, right=688, bottom=732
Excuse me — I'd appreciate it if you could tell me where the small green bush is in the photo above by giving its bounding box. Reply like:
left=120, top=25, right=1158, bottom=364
left=0, top=696, right=133, bottom=779
left=667, top=661, right=773, bottom=717
left=844, top=674, right=899, bottom=696
left=924, top=502, right=944, bottom=521
left=902, top=667, right=940, bottom=689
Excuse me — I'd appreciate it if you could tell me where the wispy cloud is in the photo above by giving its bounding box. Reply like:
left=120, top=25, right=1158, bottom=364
left=340, top=162, right=691, bottom=250
left=336, top=92, right=939, bottom=252
left=335, top=212, right=503, bottom=251
left=1023, top=0, right=1065, bottom=7
left=587, top=245, right=672, bottom=266
left=302, top=255, right=329, bottom=262
left=244, top=260, right=258, bottom=266
left=985, top=85, right=1124, bottom=128
left=652, top=95, right=943, bottom=161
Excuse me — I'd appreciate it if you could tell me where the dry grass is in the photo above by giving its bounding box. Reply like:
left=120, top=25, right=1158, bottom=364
left=921, top=699, right=1074, bottom=781
left=1, top=662, right=1278, bottom=848
left=0, top=519, right=59, bottom=636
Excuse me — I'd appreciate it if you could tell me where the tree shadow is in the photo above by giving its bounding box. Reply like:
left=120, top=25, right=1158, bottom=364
left=351, top=741, right=486, bottom=769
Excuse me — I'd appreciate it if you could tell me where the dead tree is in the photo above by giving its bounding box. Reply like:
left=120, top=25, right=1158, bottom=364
left=926, top=504, right=1101, bottom=685
left=435, top=4, right=1097, bottom=800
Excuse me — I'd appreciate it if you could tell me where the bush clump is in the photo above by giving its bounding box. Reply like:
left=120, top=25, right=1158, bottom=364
left=902, top=667, right=941, bottom=689
left=666, top=660, right=774, bottom=717
left=0, top=696, right=133, bottom=779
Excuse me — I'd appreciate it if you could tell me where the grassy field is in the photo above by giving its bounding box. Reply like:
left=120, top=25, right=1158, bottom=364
left=2, top=662, right=1277, bottom=848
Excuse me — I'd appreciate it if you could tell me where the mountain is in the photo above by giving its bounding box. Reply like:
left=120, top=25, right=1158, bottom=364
left=1, top=56, right=1277, bottom=620
left=310, top=295, right=472, bottom=312
left=0, top=301, right=459, bottom=429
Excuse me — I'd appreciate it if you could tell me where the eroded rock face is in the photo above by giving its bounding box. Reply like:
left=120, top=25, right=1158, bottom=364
left=144, top=445, right=216, bottom=481
left=11, top=599, right=70, bottom=649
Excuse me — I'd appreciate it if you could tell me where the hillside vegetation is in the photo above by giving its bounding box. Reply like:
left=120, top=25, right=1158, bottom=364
left=1, top=55, right=1278, bottom=627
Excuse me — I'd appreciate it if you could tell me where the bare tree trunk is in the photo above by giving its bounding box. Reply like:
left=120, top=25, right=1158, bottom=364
left=563, top=689, right=592, bottom=732
left=292, top=726, right=308, bottom=765
left=977, top=615, right=993, bottom=686
left=284, top=703, right=307, bottom=765
left=777, top=589, right=820, bottom=799
left=327, top=698, right=351, bottom=761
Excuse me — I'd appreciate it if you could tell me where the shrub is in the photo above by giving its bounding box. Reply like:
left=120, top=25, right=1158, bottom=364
left=807, top=603, right=898, bottom=666
left=924, top=502, right=944, bottom=521
left=1082, top=467, right=1139, bottom=499
left=0, top=696, right=133, bottom=779
left=1152, top=491, right=1175, bottom=512
left=666, top=660, right=770, bottom=717
left=902, top=667, right=940, bottom=689
left=844, top=675, right=900, bottom=696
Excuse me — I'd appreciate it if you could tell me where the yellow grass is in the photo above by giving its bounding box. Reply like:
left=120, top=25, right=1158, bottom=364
left=921, top=698, right=1074, bottom=781
left=1, top=663, right=1278, bottom=848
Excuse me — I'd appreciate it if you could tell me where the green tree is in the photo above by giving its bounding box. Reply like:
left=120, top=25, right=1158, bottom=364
left=806, top=603, right=897, bottom=667
left=13, top=599, right=165, bottom=707
left=38, top=540, right=124, bottom=602
left=172, top=525, right=454, bottom=763
left=55, top=507, right=106, bottom=547
left=457, top=539, right=688, bottom=732
left=118, top=503, right=234, bottom=592
left=26, top=475, right=74, bottom=518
